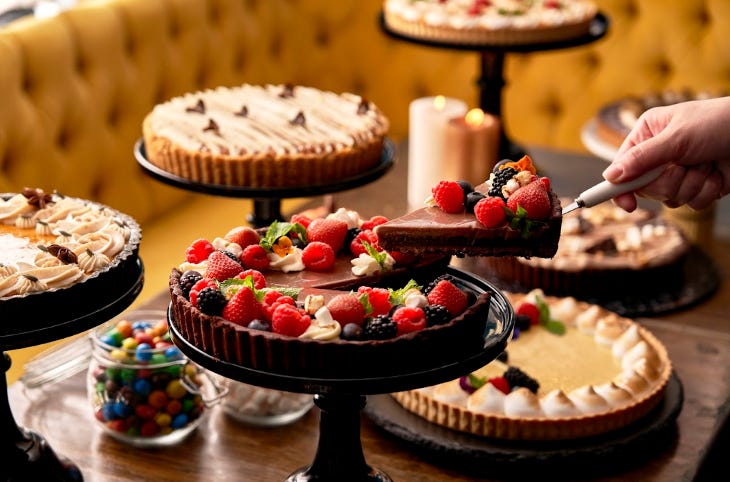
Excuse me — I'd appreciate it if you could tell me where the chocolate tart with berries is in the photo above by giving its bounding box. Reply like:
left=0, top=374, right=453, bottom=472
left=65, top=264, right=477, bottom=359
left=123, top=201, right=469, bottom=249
left=168, top=208, right=496, bottom=379
left=375, top=156, right=562, bottom=258
left=392, top=289, right=672, bottom=440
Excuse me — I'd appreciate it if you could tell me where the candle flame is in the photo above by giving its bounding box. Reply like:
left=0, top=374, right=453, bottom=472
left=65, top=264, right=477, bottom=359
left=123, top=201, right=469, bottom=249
left=433, top=95, right=446, bottom=111
left=465, top=108, right=485, bottom=127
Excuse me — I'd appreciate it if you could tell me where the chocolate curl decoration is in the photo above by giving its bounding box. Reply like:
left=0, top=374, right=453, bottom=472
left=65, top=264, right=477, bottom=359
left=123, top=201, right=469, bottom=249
left=203, top=118, right=220, bottom=135
left=290, top=111, right=306, bottom=127
left=47, top=244, right=78, bottom=264
left=21, top=187, right=53, bottom=209
left=357, top=99, right=370, bottom=115
left=279, top=83, right=295, bottom=98
left=186, top=99, right=206, bottom=114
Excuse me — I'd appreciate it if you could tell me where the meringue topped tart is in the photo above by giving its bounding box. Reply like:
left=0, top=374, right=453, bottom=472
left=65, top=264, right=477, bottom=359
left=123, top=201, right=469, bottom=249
left=392, top=290, right=672, bottom=440
left=0, top=188, right=140, bottom=300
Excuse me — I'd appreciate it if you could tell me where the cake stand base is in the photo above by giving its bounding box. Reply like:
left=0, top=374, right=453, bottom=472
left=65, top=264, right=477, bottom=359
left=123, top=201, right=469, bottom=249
left=1, top=353, right=82, bottom=482
left=286, top=393, right=391, bottom=482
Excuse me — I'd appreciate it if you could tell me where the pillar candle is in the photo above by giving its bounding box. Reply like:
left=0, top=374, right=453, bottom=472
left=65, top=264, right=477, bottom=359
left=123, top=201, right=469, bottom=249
left=408, top=96, right=468, bottom=211
left=443, top=108, right=501, bottom=186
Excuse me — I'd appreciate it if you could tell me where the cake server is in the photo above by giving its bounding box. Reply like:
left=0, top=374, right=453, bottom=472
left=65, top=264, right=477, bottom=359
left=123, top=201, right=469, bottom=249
left=562, top=166, right=665, bottom=216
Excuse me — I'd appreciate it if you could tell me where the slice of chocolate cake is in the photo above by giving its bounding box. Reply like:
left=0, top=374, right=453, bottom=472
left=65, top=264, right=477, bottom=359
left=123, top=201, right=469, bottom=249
left=375, top=156, right=562, bottom=258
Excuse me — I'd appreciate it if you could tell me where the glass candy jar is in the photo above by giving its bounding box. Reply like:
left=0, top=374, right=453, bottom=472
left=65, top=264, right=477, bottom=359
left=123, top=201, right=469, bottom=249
left=87, top=310, right=225, bottom=447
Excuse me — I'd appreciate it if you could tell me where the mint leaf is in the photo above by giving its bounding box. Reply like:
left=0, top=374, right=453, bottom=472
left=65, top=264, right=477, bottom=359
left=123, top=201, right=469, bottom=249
left=259, top=221, right=307, bottom=251
left=362, top=240, right=388, bottom=267
left=468, top=373, right=487, bottom=390
left=389, top=279, right=422, bottom=305
left=545, top=319, right=566, bottom=335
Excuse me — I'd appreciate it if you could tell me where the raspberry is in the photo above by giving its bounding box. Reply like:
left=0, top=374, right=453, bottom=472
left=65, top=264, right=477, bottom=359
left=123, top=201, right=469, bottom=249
left=327, top=294, right=367, bottom=326
left=431, top=180, right=464, bottom=213
left=241, top=244, right=270, bottom=271
left=426, top=279, right=468, bottom=316
left=350, top=229, right=380, bottom=257
left=236, top=269, right=266, bottom=289
left=489, top=376, right=511, bottom=395
left=185, top=238, right=214, bottom=263
left=290, top=213, right=312, bottom=230
left=362, top=315, right=398, bottom=340
left=357, top=286, right=392, bottom=317
left=515, top=301, right=540, bottom=325
left=271, top=304, right=311, bottom=337
left=205, top=250, right=244, bottom=281
left=360, top=215, right=388, bottom=231
left=302, top=241, right=336, bottom=271
left=423, top=274, right=457, bottom=295
left=306, top=218, right=348, bottom=253
left=474, top=196, right=507, bottom=228
left=391, top=306, right=427, bottom=335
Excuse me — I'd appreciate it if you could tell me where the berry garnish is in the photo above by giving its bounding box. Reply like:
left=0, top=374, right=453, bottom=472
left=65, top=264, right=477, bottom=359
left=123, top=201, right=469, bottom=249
left=487, top=166, right=518, bottom=200
left=205, top=250, right=244, bottom=281
left=465, top=190, right=485, bottom=213
left=221, top=286, right=262, bottom=326
left=341, top=323, right=363, bottom=341
left=360, top=215, right=389, bottom=231
left=326, top=294, right=367, bottom=327
left=503, top=366, right=539, bottom=394
left=362, top=315, right=398, bottom=340
left=248, top=319, right=272, bottom=332
left=474, top=196, right=507, bottom=228
left=349, top=229, right=380, bottom=257
left=189, top=278, right=217, bottom=306
left=185, top=238, right=214, bottom=263
left=241, top=244, right=270, bottom=271
left=391, top=306, right=427, bottom=335
left=515, top=301, right=540, bottom=325
left=196, top=286, right=227, bottom=316
left=306, top=218, right=349, bottom=253
left=489, top=376, right=511, bottom=395
left=271, top=304, right=311, bottom=337
left=179, top=270, right=203, bottom=298
left=426, top=279, right=468, bottom=316
left=423, top=304, right=450, bottom=327
left=236, top=269, right=266, bottom=289
left=301, top=241, right=336, bottom=271
left=223, top=226, right=260, bottom=248
left=431, top=180, right=464, bottom=213
left=357, top=286, right=392, bottom=317
left=506, top=180, right=552, bottom=220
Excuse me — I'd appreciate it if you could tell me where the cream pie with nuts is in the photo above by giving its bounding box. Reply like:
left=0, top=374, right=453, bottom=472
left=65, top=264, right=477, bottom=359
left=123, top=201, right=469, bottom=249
left=392, top=289, right=672, bottom=440
left=0, top=188, right=140, bottom=300
left=142, top=83, right=390, bottom=188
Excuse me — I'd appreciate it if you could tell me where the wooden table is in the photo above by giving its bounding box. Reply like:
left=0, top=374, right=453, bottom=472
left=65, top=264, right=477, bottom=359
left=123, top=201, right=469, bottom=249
left=7, top=145, right=730, bottom=481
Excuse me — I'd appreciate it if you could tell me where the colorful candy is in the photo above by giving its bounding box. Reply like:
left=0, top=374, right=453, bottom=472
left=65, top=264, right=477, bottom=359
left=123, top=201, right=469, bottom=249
left=89, top=317, right=206, bottom=443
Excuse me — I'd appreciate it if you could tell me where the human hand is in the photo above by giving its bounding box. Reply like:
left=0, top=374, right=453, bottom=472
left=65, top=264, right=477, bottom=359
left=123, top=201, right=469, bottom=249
left=602, top=96, right=730, bottom=212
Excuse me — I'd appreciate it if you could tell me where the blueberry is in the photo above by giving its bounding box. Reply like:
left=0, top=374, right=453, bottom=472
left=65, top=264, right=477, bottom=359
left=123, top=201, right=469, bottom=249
left=465, top=191, right=486, bottom=213
left=341, top=323, right=363, bottom=340
left=248, top=319, right=271, bottom=332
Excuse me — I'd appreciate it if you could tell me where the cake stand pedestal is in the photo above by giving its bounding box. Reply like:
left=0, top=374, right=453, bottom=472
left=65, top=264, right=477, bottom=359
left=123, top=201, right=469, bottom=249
left=134, top=138, right=396, bottom=228
left=379, top=12, right=609, bottom=160
left=168, top=267, right=514, bottom=482
left=0, top=260, right=144, bottom=481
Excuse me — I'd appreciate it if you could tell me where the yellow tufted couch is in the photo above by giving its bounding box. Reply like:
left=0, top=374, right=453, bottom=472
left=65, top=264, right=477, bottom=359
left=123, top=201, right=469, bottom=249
left=2, top=0, right=729, bottom=382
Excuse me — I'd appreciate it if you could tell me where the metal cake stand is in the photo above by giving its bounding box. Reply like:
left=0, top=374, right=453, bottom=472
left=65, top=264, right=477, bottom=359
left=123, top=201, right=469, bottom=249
left=379, top=11, right=610, bottom=159
left=0, top=259, right=144, bottom=481
left=167, top=267, right=515, bottom=482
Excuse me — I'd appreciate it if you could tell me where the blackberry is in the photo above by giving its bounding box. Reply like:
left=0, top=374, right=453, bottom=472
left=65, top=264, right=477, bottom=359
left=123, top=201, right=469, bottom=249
left=362, top=315, right=398, bottom=340
left=180, top=270, right=203, bottom=298
left=423, top=304, right=450, bottom=327
left=487, top=166, right=518, bottom=200
left=503, top=366, right=539, bottom=394
left=196, top=287, right=227, bottom=316
left=423, top=274, right=458, bottom=295
left=465, top=191, right=485, bottom=213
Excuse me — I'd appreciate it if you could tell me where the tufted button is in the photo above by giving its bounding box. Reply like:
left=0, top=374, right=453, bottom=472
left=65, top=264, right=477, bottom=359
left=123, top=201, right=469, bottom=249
left=314, top=19, right=330, bottom=47
left=693, top=4, right=711, bottom=29
left=620, top=0, right=639, bottom=20
left=582, top=50, right=601, bottom=71
left=269, top=33, right=282, bottom=59
left=653, top=57, right=673, bottom=78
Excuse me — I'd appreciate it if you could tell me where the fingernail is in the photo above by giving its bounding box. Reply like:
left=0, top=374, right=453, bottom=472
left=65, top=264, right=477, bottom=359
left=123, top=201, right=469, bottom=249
left=603, top=164, right=624, bottom=181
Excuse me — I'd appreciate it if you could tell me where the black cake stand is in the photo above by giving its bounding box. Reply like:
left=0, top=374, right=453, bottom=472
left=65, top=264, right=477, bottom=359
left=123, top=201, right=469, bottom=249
left=379, top=11, right=609, bottom=159
left=134, top=138, right=396, bottom=228
left=0, top=259, right=144, bottom=481
left=167, top=266, right=515, bottom=482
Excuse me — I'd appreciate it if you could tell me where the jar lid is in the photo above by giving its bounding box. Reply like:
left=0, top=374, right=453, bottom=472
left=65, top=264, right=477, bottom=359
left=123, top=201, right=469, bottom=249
left=19, top=333, right=92, bottom=389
